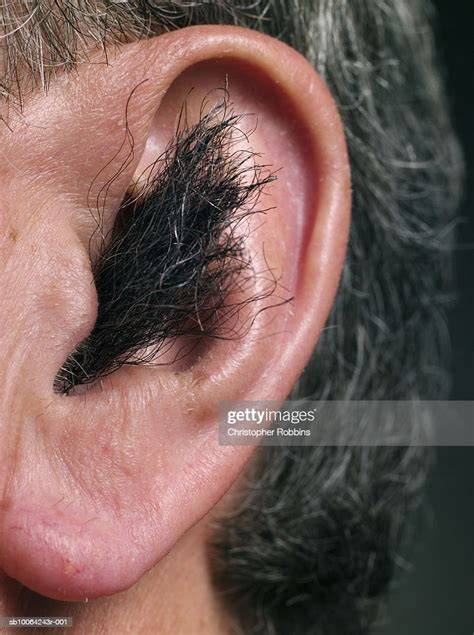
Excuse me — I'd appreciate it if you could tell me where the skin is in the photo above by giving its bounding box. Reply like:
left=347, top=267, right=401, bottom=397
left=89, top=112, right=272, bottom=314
left=0, top=26, right=351, bottom=634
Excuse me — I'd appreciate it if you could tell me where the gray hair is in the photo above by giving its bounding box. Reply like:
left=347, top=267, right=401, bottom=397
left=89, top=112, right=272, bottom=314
left=0, top=2, right=463, bottom=634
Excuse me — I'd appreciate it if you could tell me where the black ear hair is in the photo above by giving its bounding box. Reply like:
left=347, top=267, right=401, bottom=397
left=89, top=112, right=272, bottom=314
left=55, top=97, right=279, bottom=395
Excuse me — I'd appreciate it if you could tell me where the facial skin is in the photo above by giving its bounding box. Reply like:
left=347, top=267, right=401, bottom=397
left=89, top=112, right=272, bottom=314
left=0, top=25, right=350, bottom=634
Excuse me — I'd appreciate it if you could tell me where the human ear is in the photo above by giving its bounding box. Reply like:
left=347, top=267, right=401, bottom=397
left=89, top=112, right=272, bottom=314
left=0, top=25, right=350, bottom=601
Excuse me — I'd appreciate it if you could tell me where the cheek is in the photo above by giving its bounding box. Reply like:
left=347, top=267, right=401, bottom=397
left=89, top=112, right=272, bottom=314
left=0, top=188, right=98, bottom=399
left=0, top=184, right=105, bottom=601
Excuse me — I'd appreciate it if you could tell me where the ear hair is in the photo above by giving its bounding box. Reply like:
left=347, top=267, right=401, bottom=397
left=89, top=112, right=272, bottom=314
left=55, top=94, right=285, bottom=395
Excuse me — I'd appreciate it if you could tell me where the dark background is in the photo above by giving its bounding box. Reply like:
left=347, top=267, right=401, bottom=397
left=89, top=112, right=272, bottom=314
left=384, top=2, right=474, bottom=633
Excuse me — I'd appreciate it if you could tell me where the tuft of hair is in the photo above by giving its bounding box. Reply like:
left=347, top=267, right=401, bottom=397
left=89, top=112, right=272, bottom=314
left=0, top=1, right=246, bottom=102
left=55, top=98, right=278, bottom=394
left=212, top=444, right=430, bottom=635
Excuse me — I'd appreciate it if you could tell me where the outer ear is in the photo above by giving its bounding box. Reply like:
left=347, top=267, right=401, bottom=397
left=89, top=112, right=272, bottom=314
left=0, top=26, right=350, bottom=600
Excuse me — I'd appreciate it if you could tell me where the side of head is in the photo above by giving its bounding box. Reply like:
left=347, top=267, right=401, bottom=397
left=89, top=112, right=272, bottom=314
left=0, top=2, right=463, bottom=634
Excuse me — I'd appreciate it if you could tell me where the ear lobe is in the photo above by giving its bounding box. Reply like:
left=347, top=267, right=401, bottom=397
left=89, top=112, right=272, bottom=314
left=0, top=26, right=350, bottom=602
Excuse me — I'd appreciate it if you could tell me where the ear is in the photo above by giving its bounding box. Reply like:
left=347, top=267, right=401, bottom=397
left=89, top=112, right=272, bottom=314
left=0, top=26, right=350, bottom=601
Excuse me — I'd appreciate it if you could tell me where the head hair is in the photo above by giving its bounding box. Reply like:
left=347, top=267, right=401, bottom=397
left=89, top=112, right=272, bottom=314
left=0, top=2, right=464, bottom=634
